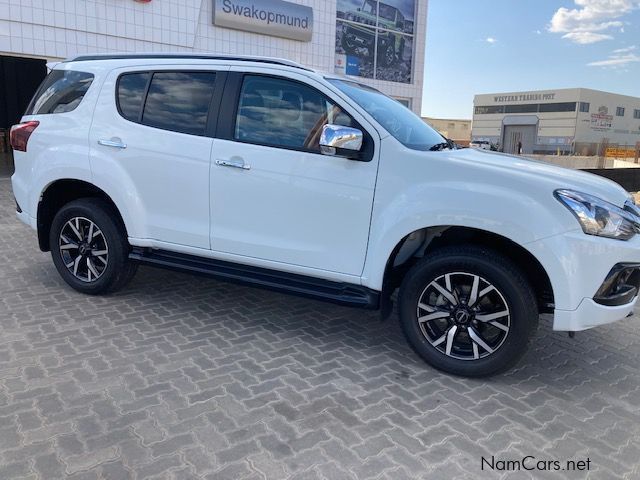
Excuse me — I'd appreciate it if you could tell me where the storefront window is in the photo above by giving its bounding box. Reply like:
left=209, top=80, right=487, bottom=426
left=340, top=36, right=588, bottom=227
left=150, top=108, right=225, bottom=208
left=335, top=0, right=416, bottom=84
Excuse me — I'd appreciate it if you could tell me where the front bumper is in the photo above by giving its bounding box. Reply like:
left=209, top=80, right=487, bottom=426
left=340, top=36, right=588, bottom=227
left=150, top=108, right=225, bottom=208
left=526, top=230, right=640, bottom=331
left=554, top=298, right=636, bottom=332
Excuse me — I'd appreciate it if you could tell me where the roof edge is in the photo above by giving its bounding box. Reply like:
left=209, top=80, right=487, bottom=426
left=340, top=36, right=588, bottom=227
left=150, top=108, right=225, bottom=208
left=64, top=53, right=312, bottom=71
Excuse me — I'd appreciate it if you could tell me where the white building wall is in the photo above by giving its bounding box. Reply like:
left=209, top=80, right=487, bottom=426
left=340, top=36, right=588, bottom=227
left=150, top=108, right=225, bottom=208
left=575, top=89, right=640, bottom=146
left=0, top=0, right=427, bottom=112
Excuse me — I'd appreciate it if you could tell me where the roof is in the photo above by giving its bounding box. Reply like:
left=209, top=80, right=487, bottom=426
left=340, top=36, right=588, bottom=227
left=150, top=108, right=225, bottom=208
left=64, top=53, right=312, bottom=71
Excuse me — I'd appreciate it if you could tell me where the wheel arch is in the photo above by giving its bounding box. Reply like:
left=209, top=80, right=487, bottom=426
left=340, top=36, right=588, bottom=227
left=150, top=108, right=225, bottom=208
left=37, top=179, right=127, bottom=252
left=380, top=226, right=555, bottom=314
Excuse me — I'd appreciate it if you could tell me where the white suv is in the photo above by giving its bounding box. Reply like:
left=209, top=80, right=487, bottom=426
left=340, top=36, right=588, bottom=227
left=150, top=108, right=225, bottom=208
left=11, top=54, right=640, bottom=377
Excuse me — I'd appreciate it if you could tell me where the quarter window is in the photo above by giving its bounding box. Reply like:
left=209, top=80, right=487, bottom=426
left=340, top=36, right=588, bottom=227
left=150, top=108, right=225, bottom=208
left=234, top=75, right=355, bottom=152
left=142, top=72, right=216, bottom=136
left=25, top=70, right=94, bottom=115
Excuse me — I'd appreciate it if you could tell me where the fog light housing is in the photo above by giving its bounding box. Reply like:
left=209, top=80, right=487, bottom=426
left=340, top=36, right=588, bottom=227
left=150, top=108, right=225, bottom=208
left=594, top=264, right=640, bottom=306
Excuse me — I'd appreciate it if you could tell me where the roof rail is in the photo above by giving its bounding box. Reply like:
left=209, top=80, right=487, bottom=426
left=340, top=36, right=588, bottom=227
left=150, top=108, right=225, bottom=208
left=64, top=53, right=312, bottom=71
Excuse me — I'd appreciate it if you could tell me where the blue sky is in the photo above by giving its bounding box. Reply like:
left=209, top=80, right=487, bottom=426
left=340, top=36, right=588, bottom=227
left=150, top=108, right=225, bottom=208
left=421, top=0, right=640, bottom=118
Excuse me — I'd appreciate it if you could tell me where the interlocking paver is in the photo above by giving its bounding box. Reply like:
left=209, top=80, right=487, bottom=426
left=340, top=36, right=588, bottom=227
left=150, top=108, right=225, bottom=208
left=2, top=177, right=640, bottom=479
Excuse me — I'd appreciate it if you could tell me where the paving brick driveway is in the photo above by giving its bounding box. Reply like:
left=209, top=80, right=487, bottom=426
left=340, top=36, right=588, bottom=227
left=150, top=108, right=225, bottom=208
left=1, top=176, right=640, bottom=480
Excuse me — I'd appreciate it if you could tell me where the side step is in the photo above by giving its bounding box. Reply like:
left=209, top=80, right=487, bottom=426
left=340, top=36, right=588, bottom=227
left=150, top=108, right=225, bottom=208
left=129, top=248, right=380, bottom=309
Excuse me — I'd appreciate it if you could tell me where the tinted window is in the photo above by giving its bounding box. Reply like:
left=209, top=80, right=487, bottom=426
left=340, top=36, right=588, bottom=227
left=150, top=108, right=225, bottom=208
left=235, top=76, right=355, bottom=152
left=579, top=102, right=590, bottom=113
left=25, top=70, right=94, bottom=115
left=474, top=105, right=505, bottom=115
left=538, top=102, right=576, bottom=113
left=141, top=72, right=216, bottom=136
left=616, top=107, right=625, bottom=117
left=505, top=104, right=538, bottom=113
left=117, top=72, right=150, bottom=122
left=634, top=109, right=640, bottom=119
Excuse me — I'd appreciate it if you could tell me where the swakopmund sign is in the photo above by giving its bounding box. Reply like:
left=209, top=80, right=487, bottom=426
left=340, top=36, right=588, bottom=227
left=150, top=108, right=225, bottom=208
left=213, top=0, right=314, bottom=42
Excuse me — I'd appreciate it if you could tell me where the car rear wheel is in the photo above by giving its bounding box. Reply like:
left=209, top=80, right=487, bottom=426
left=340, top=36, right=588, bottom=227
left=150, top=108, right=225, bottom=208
left=50, top=198, right=137, bottom=295
left=398, top=246, right=538, bottom=377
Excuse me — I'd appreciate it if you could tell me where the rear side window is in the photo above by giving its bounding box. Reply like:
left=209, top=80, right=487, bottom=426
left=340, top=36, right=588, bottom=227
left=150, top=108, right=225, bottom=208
left=117, top=72, right=150, bottom=122
left=116, top=71, right=217, bottom=136
left=143, top=72, right=216, bottom=136
left=25, top=70, right=94, bottom=115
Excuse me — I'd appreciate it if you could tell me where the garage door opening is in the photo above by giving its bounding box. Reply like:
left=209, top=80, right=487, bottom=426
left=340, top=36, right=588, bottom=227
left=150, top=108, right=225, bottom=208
left=501, top=115, right=539, bottom=156
left=1, top=55, right=47, bottom=176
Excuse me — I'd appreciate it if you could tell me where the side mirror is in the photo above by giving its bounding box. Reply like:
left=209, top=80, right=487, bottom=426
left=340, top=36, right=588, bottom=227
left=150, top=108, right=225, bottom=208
left=319, top=124, right=364, bottom=159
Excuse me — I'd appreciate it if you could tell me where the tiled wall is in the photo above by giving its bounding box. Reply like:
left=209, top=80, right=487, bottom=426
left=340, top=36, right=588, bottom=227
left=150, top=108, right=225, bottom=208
left=0, top=0, right=427, bottom=112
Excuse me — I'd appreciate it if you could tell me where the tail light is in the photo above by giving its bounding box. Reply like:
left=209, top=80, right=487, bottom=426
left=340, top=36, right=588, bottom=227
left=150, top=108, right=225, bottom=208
left=9, top=121, right=40, bottom=152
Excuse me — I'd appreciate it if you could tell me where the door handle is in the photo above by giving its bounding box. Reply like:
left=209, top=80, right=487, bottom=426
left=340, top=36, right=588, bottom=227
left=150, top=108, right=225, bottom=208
left=98, top=139, right=127, bottom=149
left=215, top=159, right=251, bottom=170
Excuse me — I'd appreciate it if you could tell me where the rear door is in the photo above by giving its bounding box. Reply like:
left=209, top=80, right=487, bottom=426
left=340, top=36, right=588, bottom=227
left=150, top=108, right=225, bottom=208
left=89, top=65, right=227, bottom=249
left=209, top=68, right=380, bottom=276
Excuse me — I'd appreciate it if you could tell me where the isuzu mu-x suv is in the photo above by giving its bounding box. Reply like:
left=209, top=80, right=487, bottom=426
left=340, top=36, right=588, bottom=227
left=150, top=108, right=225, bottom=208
left=11, top=54, right=640, bottom=376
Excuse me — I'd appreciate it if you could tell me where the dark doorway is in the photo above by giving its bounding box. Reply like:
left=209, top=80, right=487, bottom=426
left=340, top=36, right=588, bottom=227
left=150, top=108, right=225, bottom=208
left=0, top=55, right=47, bottom=176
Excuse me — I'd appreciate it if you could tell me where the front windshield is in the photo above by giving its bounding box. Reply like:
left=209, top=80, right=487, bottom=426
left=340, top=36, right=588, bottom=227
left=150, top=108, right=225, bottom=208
left=328, top=78, right=447, bottom=151
left=362, top=0, right=376, bottom=14
left=378, top=4, right=397, bottom=21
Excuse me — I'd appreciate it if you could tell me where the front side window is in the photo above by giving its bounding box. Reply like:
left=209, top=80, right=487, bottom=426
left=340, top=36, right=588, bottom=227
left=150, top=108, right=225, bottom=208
left=141, top=72, right=216, bottom=136
left=25, top=70, right=94, bottom=115
left=234, top=76, right=355, bottom=152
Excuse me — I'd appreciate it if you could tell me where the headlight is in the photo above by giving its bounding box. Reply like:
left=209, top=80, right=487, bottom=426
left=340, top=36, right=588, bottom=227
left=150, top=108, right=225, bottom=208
left=555, top=189, right=640, bottom=241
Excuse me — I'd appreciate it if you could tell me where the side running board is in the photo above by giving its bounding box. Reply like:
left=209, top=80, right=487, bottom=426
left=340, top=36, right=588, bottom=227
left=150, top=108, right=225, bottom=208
left=129, top=248, right=380, bottom=309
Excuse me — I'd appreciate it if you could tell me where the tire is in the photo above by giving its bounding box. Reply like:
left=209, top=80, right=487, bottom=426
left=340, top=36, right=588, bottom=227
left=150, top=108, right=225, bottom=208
left=398, top=246, right=538, bottom=377
left=341, top=35, right=357, bottom=56
left=49, top=198, right=137, bottom=295
left=378, top=42, right=396, bottom=67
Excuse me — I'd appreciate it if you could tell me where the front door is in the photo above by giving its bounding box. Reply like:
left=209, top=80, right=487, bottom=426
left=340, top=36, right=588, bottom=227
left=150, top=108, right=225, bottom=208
left=209, top=71, right=379, bottom=276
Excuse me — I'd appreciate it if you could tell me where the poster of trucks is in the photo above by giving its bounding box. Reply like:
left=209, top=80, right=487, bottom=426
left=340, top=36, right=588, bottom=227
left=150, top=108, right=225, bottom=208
left=335, top=0, right=415, bottom=84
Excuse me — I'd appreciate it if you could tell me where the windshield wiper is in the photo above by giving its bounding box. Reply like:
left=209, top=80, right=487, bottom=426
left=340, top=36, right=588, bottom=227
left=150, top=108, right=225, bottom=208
left=429, top=142, right=453, bottom=151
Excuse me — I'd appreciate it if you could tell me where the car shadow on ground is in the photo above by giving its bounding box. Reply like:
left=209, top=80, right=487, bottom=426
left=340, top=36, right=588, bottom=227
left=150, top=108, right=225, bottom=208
left=79, top=263, right=638, bottom=387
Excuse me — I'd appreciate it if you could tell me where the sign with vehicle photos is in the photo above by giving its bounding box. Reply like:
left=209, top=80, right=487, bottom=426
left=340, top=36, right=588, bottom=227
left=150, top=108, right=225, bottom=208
left=335, top=0, right=415, bottom=84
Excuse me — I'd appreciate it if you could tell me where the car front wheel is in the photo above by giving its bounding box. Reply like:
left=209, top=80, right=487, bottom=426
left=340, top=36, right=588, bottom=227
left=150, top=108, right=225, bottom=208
left=398, top=246, right=538, bottom=377
left=49, top=198, right=137, bottom=295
